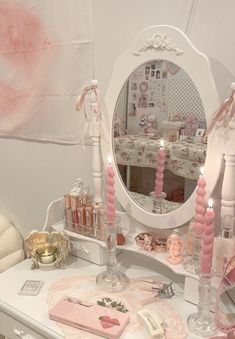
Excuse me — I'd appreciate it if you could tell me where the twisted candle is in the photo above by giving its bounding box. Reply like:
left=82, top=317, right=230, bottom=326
left=154, top=139, right=165, bottom=197
left=106, top=158, right=116, bottom=222
left=200, top=199, right=215, bottom=274
left=194, top=167, right=206, bottom=237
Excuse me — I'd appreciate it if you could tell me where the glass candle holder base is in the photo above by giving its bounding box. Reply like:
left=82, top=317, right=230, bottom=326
left=96, top=216, right=129, bottom=293
left=150, top=191, right=167, bottom=214
left=183, top=257, right=200, bottom=274
left=187, top=312, right=217, bottom=337
left=187, top=273, right=217, bottom=337
left=96, top=270, right=129, bottom=293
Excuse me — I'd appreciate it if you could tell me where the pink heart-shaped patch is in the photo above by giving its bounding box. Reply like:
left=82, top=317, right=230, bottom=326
left=99, top=316, right=120, bottom=329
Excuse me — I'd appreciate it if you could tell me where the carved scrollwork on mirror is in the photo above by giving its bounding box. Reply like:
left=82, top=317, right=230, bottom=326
left=102, top=25, right=221, bottom=229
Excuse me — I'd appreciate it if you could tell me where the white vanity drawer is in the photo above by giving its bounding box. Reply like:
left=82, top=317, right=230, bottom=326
left=70, top=237, right=107, bottom=265
left=0, top=311, right=48, bottom=339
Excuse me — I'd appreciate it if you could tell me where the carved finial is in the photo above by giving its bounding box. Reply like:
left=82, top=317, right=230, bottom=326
left=134, top=33, right=183, bottom=56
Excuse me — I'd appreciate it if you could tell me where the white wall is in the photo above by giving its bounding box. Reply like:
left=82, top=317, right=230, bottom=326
left=0, top=0, right=234, bottom=237
left=93, top=0, right=193, bottom=93
left=0, top=139, right=93, bottom=237
left=93, top=0, right=235, bottom=97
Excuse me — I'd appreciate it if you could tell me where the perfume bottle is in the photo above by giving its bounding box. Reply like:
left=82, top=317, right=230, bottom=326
left=212, top=215, right=235, bottom=277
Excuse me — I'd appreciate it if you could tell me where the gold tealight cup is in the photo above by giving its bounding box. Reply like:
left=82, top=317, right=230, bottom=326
left=36, top=245, right=57, bottom=265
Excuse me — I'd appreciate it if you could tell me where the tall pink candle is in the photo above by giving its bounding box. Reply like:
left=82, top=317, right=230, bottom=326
left=106, top=157, right=116, bottom=222
left=194, top=167, right=206, bottom=237
left=200, top=199, right=215, bottom=274
left=154, top=139, right=165, bottom=197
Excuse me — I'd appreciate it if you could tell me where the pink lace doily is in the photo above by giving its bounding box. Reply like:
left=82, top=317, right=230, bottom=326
left=47, top=275, right=187, bottom=339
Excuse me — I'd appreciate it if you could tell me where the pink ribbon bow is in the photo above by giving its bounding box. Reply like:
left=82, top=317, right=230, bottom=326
left=75, top=83, right=101, bottom=121
left=206, top=90, right=235, bottom=135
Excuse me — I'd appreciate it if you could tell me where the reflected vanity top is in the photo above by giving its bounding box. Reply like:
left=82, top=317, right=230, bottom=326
left=114, top=134, right=206, bottom=180
left=130, top=191, right=182, bottom=213
left=0, top=253, right=204, bottom=339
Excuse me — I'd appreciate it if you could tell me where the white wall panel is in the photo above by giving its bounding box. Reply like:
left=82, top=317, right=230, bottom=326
left=189, top=0, right=235, bottom=99
left=93, top=0, right=193, bottom=93
left=0, top=139, right=93, bottom=237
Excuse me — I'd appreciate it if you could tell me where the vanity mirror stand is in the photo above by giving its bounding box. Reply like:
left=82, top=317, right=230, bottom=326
left=40, top=25, right=234, bottom=338
left=0, top=25, right=233, bottom=339
left=45, top=24, right=222, bottom=295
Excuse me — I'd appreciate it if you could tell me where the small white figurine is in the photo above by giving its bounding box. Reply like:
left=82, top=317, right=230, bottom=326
left=167, top=230, right=184, bottom=265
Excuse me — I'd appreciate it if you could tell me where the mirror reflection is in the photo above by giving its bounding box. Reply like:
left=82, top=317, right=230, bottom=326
left=113, top=60, right=207, bottom=214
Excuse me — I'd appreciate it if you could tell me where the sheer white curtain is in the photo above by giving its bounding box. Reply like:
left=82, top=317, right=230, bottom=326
left=0, top=0, right=93, bottom=143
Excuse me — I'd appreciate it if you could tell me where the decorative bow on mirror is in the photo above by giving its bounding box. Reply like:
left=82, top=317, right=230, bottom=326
left=211, top=255, right=235, bottom=339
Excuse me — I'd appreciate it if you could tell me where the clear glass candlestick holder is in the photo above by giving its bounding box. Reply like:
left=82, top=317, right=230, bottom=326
left=183, top=233, right=202, bottom=274
left=96, top=216, right=129, bottom=292
left=187, top=272, right=217, bottom=337
left=150, top=191, right=167, bottom=214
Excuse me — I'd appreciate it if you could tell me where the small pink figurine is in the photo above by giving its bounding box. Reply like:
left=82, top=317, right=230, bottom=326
left=167, top=230, right=184, bottom=265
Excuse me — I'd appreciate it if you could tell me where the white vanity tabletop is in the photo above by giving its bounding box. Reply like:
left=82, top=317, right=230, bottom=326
left=0, top=253, right=218, bottom=339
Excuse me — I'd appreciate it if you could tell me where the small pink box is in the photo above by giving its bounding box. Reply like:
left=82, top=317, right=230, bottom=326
left=49, top=296, right=130, bottom=339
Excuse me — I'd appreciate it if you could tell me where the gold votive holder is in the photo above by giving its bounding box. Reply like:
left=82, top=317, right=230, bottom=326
left=36, top=245, right=57, bottom=265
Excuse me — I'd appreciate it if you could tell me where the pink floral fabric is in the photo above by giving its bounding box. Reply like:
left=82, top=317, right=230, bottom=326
left=114, top=135, right=206, bottom=180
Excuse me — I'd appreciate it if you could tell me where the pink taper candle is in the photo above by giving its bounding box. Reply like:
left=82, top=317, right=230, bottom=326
left=200, top=199, right=215, bottom=274
left=154, top=139, right=165, bottom=197
left=106, top=157, right=116, bottom=222
left=194, top=167, right=206, bottom=237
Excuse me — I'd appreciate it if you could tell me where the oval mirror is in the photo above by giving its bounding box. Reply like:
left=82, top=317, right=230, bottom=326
left=114, top=60, right=206, bottom=214
left=102, top=25, right=222, bottom=229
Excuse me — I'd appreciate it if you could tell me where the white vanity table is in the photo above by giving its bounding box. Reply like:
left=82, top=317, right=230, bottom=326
left=0, top=253, right=203, bottom=339
left=0, top=25, right=228, bottom=339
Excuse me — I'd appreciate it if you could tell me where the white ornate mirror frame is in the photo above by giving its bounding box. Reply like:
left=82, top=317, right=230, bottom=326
left=102, top=25, right=222, bottom=229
